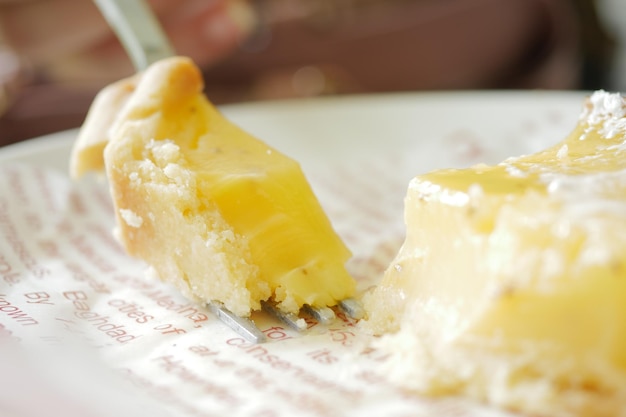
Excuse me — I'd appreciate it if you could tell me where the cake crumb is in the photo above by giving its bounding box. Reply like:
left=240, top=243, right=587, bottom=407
left=119, top=208, right=144, bottom=228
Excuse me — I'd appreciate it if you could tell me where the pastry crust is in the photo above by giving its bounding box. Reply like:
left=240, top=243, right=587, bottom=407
left=70, top=75, right=138, bottom=178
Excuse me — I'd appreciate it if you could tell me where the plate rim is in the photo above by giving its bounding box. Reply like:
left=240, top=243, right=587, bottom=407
left=0, top=89, right=589, bottom=165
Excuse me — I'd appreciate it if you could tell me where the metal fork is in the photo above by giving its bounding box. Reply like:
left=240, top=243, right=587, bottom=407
left=92, top=0, right=364, bottom=343
left=93, top=0, right=174, bottom=71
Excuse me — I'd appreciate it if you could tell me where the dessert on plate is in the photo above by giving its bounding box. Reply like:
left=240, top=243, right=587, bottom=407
left=70, top=57, right=355, bottom=318
left=362, top=90, right=626, bottom=417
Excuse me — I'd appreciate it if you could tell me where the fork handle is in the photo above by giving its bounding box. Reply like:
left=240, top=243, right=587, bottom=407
left=93, top=0, right=175, bottom=70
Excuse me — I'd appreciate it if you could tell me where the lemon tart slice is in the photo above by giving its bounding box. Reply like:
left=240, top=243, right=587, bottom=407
left=71, top=57, right=355, bottom=318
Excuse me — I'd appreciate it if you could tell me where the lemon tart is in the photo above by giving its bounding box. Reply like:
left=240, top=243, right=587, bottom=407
left=71, top=57, right=355, bottom=317
left=363, top=91, right=626, bottom=417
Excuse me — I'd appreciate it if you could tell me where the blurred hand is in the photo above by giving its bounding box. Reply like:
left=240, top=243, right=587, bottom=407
left=0, top=0, right=256, bottom=144
left=0, top=0, right=255, bottom=83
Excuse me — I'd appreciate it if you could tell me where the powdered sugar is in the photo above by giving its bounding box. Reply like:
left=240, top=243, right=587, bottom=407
left=581, top=90, right=626, bottom=139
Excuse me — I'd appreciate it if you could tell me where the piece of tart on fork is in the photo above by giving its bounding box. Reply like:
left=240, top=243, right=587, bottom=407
left=71, top=56, right=360, bottom=342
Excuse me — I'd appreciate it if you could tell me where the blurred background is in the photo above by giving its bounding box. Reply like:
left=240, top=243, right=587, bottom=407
left=0, top=0, right=625, bottom=145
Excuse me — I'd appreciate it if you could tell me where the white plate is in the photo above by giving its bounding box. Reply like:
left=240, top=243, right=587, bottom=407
left=0, top=91, right=589, bottom=417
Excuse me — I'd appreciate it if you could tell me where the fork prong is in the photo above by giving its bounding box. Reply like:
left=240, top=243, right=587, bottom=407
left=261, top=301, right=307, bottom=331
left=338, top=298, right=365, bottom=320
left=207, top=301, right=266, bottom=343
left=303, top=304, right=336, bottom=325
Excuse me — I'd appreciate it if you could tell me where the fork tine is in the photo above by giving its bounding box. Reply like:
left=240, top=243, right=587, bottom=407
left=207, top=301, right=266, bottom=343
left=261, top=301, right=307, bottom=331
left=303, top=304, right=336, bottom=325
left=338, top=298, right=365, bottom=320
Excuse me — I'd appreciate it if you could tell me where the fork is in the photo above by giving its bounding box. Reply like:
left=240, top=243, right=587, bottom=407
left=92, top=0, right=364, bottom=343
left=93, top=0, right=174, bottom=71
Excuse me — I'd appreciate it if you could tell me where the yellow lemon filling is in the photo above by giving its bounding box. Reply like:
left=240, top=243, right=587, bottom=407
left=71, top=57, right=355, bottom=317
left=363, top=91, right=626, bottom=417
